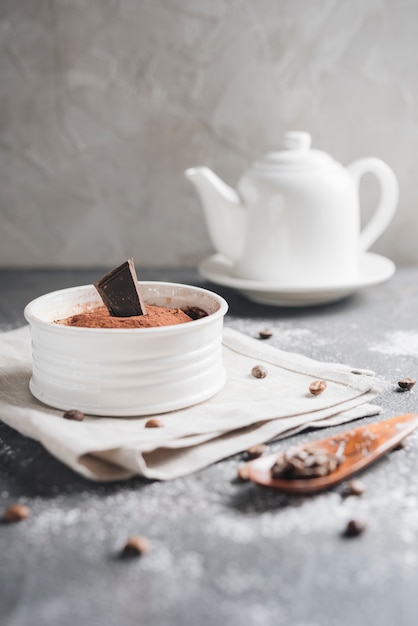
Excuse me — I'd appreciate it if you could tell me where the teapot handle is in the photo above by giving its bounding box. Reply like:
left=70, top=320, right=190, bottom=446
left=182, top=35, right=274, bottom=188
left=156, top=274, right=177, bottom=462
left=347, top=158, right=399, bottom=252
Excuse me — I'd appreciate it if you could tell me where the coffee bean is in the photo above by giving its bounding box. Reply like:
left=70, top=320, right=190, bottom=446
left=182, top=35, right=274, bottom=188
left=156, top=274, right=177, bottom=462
left=258, top=329, right=273, bottom=340
left=343, top=519, right=367, bottom=537
left=246, top=444, right=267, bottom=459
left=271, top=447, right=343, bottom=479
left=121, top=535, right=150, bottom=557
left=251, top=365, right=268, bottom=379
left=398, top=377, right=416, bottom=391
left=237, top=465, right=250, bottom=481
left=309, top=380, right=327, bottom=395
left=145, top=418, right=164, bottom=428
left=63, top=409, right=85, bottom=421
left=2, top=503, right=30, bottom=523
left=344, top=479, right=366, bottom=497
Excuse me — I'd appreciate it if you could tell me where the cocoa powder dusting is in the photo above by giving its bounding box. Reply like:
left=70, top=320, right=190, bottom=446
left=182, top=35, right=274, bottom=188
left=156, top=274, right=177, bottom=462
left=55, top=305, right=195, bottom=329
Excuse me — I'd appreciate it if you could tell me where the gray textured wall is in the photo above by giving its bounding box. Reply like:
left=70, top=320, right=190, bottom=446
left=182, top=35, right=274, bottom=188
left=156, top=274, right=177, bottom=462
left=1, top=0, right=417, bottom=268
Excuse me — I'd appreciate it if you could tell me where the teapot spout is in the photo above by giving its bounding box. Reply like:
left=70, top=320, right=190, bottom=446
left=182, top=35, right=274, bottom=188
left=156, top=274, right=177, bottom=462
left=185, top=166, right=246, bottom=261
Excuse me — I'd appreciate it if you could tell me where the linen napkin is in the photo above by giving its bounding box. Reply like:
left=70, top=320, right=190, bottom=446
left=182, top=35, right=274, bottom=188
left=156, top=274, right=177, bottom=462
left=0, top=326, right=387, bottom=481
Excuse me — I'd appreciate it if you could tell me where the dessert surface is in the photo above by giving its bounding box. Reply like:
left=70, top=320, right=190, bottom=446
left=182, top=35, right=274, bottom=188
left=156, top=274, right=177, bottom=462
left=56, top=304, right=194, bottom=328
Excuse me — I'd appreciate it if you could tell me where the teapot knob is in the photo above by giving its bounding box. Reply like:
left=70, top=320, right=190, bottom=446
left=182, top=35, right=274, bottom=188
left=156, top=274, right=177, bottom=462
left=284, top=131, right=311, bottom=151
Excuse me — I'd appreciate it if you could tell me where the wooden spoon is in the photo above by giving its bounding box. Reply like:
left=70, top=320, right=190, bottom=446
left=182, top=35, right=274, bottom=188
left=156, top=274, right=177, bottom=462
left=246, top=413, right=418, bottom=494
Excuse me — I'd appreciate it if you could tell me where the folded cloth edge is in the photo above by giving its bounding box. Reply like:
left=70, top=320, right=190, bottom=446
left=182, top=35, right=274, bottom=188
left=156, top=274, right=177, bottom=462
left=0, top=326, right=388, bottom=482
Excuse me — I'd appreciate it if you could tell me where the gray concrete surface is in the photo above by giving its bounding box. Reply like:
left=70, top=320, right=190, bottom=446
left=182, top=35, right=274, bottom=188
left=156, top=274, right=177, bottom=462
left=1, top=267, right=418, bottom=625
left=1, top=0, right=418, bottom=268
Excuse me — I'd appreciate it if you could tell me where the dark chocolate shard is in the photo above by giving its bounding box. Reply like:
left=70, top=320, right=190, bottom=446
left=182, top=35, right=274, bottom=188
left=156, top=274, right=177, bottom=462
left=94, top=258, right=147, bottom=317
left=181, top=306, right=208, bottom=320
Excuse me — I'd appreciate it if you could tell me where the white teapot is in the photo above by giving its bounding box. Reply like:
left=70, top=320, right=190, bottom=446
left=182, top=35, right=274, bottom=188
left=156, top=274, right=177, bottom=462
left=185, top=131, right=398, bottom=285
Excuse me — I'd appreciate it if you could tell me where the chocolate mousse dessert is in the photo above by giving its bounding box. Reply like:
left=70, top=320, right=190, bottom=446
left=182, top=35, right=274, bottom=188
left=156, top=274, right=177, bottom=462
left=57, top=304, right=197, bottom=329
left=54, top=259, right=207, bottom=329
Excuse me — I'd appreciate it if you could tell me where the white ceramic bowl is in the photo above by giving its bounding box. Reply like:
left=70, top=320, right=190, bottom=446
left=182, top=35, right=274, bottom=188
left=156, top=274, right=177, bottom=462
left=24, top=282, right=228, bottom=416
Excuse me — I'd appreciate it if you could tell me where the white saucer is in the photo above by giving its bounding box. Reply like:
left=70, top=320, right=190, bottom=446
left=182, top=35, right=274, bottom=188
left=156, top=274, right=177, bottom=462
left=198, top=253, right=395, bottom=306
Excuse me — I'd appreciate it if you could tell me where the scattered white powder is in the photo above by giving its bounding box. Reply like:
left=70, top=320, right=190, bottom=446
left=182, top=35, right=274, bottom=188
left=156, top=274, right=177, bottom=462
left=370, top=330, right=418, bottom=356
left=227, top=320, right=329, bottom=350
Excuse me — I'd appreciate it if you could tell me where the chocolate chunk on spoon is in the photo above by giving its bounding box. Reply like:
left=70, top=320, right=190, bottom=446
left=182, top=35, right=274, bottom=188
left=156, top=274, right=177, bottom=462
left=94, top=258, right=147, bottom=317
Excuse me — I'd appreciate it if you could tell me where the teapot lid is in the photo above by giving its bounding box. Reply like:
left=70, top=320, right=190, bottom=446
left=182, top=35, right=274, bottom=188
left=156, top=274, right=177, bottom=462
left=254, top=131, right=337, bottom=171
